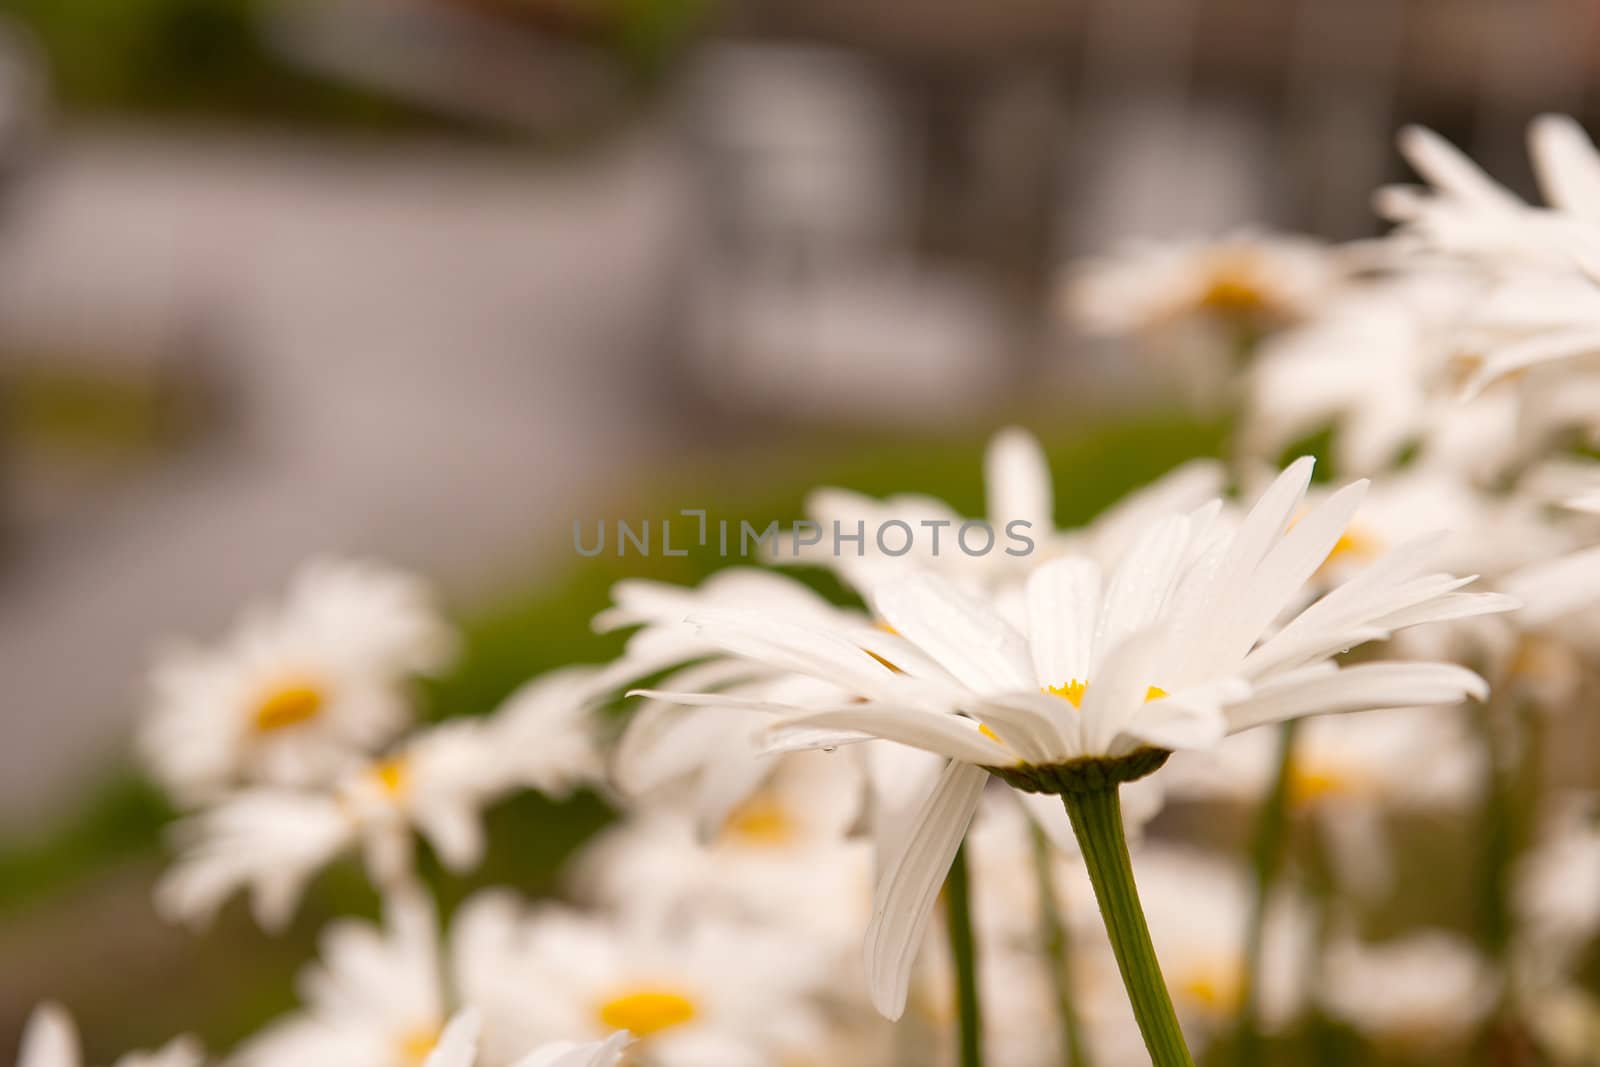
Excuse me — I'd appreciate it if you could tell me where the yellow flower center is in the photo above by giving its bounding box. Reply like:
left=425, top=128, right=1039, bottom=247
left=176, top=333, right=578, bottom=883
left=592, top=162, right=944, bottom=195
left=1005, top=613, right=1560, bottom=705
left=1044, top=680, right=1167, bottom=708
left=251, top=678, right=326, bottom=734
left=596, top=988, right=698, bottom=1038
left=1198, top=273, right=1271, bottom=316
left=1176, top=960, right=1243, bottom=1015
left=1287, top=760, right=1365, bottom=806
left=369, top=756, right=411, bottom=798
left=721, top=794, right=795, bottom=846
left=396, top=1025, right=441, bottom=1066
left=1322, top=524, right=1383, bottom=570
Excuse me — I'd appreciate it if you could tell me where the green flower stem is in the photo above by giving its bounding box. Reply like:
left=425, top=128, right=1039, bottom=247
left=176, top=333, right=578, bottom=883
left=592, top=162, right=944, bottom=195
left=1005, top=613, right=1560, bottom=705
left=1063, top=786, right=1195, bottom=1067
left=1235, top=719, right=1300, bottom=1067
left=945, top=842, right=984, bottom=1067
left=1030, top=822, right=1093, bottom=1067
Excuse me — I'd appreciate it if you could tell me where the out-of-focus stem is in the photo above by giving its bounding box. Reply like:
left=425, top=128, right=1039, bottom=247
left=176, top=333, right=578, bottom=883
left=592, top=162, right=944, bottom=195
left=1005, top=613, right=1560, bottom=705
left=945, top=842, right=984, bottom=1067
left=1236, top=719, right=1301, bottom=1067
left=1030, top=821, right=1093, bottom=1067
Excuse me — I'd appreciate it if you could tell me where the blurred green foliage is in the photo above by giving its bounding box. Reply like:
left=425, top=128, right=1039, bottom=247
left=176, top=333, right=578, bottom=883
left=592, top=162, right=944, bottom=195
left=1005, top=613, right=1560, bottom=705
left=6, top=0, right=709, bottom=120
left=8, top=0, right=398, bottom=122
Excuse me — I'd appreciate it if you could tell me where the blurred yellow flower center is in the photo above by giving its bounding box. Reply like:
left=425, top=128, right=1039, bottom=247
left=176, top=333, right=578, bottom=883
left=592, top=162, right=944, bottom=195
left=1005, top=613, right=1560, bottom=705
left=1176, top=961, right=1243, bottom=1014
left=396, top=1025, right=441, bottom=1066
left=1198, top=272, right=1271, bottom=315
left=251, top=679, right=326, bottom=733
left=597, top=988, right=698, bottom=1037
left=370, top=756, right=411, bottom=797
left=1288, top=760, right=1364, bottom=805
left=1044, top=680, right=1168, bottom=708
left=722, top=794, right=795, bottom=846
left=1323, top=524, right=1383, bottom=569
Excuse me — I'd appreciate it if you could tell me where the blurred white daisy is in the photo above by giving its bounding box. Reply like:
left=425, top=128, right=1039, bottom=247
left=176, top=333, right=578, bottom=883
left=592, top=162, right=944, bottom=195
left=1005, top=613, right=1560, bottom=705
left=572, top=749, right=872, bottom=952
left=1320, top=931, right=1499, bottom=1052
left=1062, top=231, right=1344, bottom=406
left=140, top=558, right=456, bottom=803
left=234, top=892, right=455, bottom=1067
left=157, top=668, right=604, bottom=930
left=235, top=890, right=615, bottom=1067
left=1379, top=117, right=1600, bottom=403
left=639, top=458, right=1511, bottom=1016
left=1065, top=232, right=1340, bottom=338
left=15, top=1005, right=201, bottom=1067
left=457, top=897, right=832, bottom=1067
left=1379, top=115, right=1600, bottom=269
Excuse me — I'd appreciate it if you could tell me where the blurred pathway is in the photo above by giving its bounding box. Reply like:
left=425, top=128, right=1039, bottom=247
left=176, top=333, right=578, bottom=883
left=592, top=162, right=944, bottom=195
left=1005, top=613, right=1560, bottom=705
left=0, top=125, right=694, bottom=827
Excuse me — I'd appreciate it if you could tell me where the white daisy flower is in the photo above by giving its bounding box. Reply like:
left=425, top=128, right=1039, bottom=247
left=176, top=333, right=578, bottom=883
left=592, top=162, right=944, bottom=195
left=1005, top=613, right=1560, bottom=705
left=419, top=1010, right=632, bottom=1067
left=637, top=458, right=1511, bottom=1016
left=157, top=668, right=604, bottom=930
left=14, top=1005, right=201, bottom=1067
left=1064, top=231, right=1340, bottom=339
left=572, top=749, right=873, bottom=952
left=458, top=898, right=832, bottom=1067
left=236, top=891, right=515, bottom=1067
left=1061, top=231, right=1345, bottom=406
left=1379, top=115, right=1600, bottom=269
left=140, top=558, right=456, bottom=803
left=605, top=432, right=1218, bottom=840
left=1378, top=117, right=1600, bottom=401
left=1319, top=931, right=1499, bottom=1051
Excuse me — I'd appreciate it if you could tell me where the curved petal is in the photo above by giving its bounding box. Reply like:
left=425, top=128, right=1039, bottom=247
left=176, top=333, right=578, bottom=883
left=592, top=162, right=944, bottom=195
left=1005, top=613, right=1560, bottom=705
left=865, top=760, right=988, bottom=1019
left=765, top=706, right=1010, bottom=766
left=1225, top=662, right=1488, bottom=733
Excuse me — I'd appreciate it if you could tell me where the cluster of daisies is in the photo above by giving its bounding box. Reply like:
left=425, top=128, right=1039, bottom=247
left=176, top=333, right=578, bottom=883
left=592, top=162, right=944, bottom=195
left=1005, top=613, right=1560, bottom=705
left=24, top=114, right=1600, bottom=1067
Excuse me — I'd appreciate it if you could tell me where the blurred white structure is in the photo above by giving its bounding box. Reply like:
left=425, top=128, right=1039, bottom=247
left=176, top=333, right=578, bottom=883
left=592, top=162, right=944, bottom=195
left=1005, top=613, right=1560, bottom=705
left=684, top=45, right=1012, bottom=422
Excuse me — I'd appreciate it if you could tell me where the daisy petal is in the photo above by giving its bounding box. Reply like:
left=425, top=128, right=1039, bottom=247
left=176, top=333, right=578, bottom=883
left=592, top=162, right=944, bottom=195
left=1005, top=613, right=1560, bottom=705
left=874, top=574, right=1034, bottom=693
left=765, top=706, right=1009, bottom=766
left=865, top=760, right=988, bottom=1019
left=1530, top=113, right=1600, bottom=223
left=1225, top=662, right=1488, bottom=733
left=1025, top=557, right=1102, bottom=689
left=986, top=427, right=1054, bottom=535
left=19, top=1004, right=79, bottom=1067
